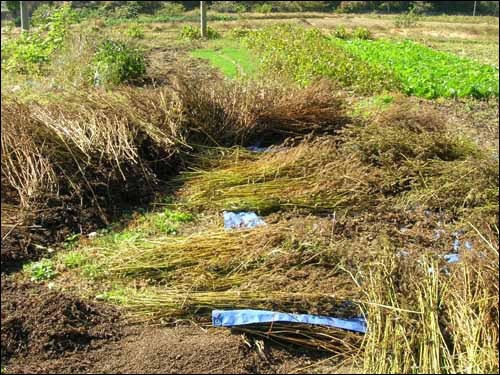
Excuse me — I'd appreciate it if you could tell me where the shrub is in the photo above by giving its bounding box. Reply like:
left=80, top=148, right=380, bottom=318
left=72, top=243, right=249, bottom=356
left=352, top=27, right=372, bottom=39
left=270, top=1, right=331, bottom=12
left=253, top=4, right=273, bottom=13
left=412, top=1, right=435, bottom=15
left=337, top=1, right=376, bottom=13
left=228, top=27, right=252, bottom=39
left=89, top=39, right=146, bottom=86
left=179, top=25, right=220, bottom=40
left=31, top=4, right=57, bottom=27
left=126, top=24, right=145, bottom=39
left=100, top=1, right=161, bottom=15
left=209, top=1, right=247, bottom=13
left=394, top=7, right=420, bottom=28
left=155, top=2, right=185, bottom=16
left=112, top=2, right=140, bottom=19
left=1, top=4, right=77, bottom=74
left=333, top=25, right=351, bottom=39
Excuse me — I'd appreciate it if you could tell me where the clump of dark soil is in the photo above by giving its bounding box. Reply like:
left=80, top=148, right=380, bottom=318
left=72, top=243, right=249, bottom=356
left=0, top=204, right=99, bottom=272
left=1, top=275, right=122, bottom=363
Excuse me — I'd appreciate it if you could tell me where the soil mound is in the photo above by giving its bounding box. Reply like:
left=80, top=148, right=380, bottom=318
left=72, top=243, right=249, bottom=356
left=1, top=276, right=121, bottom=362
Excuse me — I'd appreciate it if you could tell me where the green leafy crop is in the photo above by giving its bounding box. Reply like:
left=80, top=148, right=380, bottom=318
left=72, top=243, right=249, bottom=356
left=336, top=39, right=499, bottom=99
left=243, top=24, right=398, bottom=93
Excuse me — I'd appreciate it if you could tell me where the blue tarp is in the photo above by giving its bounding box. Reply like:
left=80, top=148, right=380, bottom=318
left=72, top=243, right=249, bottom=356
left=212, top=309, right=367, bottom=334
left=223, top=211, right=266, bottom=229
left=444, top=253, right=460, bottom=263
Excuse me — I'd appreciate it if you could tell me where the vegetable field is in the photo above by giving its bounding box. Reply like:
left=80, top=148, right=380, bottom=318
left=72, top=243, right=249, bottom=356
left=336, top=39, right=499, bottom=99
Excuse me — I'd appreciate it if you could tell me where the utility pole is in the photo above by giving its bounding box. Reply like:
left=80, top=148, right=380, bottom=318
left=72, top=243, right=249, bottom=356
left=200, top=1, right=207, bottom=38
left=473, top=1, right=477, bottom=16
left=20, top=1, right=29, bottom=31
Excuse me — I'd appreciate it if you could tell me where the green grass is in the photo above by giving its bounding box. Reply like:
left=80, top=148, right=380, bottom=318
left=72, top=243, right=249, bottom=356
left=190, top=47, right=258, bottom=79
left=60, top=250, right=86, bottom=269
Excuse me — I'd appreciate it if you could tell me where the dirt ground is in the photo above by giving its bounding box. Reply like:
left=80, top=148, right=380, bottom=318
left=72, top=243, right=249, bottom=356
left=0, top=274, right=340, bottom=374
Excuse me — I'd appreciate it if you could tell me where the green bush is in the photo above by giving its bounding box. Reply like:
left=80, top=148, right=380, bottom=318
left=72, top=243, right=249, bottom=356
left=244, top=24, right=398, bottom=93
left=352, top=27, right=372, bottom=39
left=126, top=24, right=145, bottom=38
left=412, top=1, right=435, bottom=15
left=155, top=2, right=186, bottom=16
left=31, top=4, right=54, bottom=27
left=228, top=27, right=253, bottom=39
left=269, top=1, right=330, bottom=12
left=253, top=3, right=273, bottom=13
left=209, top=1, right=247, bottom=13
left=336, top=1, right=375, bottom=13
left=179, top=25, right=220, bottom=40
left=394, top=7, right=419, bottom=28
left=333, top=26, right=372, bottom=40
left=1, top=4, right=77, bottom=74
left=112, top=3, right=140, bottom=19
left=333, top=25, right=351, bottom=39
left=89, top=39, right=146, bottom=86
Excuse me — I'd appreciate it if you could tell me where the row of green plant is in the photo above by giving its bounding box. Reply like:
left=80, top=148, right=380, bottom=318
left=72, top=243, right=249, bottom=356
left=243, top=24, right=399, bottom=92
left=240, top=24, right=498, bottom=98
left=336, top=38, right=499, bottom=98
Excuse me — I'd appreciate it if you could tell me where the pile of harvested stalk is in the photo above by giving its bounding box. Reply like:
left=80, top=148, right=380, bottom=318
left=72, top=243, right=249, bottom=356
left=86, top=99, right=497, bottom=366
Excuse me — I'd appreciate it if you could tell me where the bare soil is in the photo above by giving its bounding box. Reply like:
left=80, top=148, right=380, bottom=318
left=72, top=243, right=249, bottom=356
left=1, top=274, right=334, bottom=374
left=4, top=323, right=328, bottom=374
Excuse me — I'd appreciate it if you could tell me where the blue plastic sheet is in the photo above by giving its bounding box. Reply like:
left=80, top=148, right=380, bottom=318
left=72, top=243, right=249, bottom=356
left=444, top=253, right=460, bottom=263
left=223, top=211, right=266, bottom=229
left=212, top=309, right=367, bottom=334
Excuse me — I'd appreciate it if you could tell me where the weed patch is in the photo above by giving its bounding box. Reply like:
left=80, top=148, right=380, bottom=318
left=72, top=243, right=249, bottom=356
left=23, top=259, right=57, bottom=282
